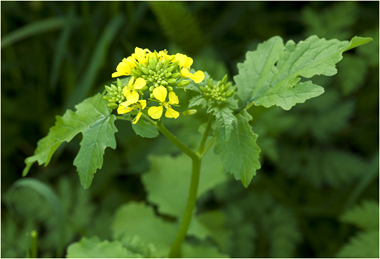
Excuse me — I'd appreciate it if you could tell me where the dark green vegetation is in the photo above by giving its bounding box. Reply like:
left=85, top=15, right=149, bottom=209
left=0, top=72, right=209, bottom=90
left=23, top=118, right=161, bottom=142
left=2, top=2, right=379, bottom=258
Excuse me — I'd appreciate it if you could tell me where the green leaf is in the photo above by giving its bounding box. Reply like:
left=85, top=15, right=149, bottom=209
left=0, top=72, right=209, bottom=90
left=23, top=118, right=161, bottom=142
left=23, top=93, right=118, bottom=189
left=188, top=95, right=208, bottom=109
left=210, top=105, right=236, bottom=142
left=340, top=200, right=379, bottom=231
left=214, top=110, right=261, bottom=187
left=235, top=35, right=370, bottom=110
left=131, top=118, right=159, bottom=138
left=181, top=242, right=229, bottom=258
left=118, top=235, right=157, bottom=258
left=336, top=230, right=379, bottom=258
left=142, top=151, right=227, bottom=218
left=344, top=36, right=373, bottom=52
left=66, top=236, right=134, bottom=258
left=112, top=202, right=177, bottom=257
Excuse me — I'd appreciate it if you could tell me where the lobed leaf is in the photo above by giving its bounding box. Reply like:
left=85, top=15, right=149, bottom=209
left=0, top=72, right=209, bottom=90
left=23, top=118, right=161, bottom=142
left=235, top=35, right=372, bottom=110
left=23, top=94, right=118, bottom=189
left=336, top=230, right=379, bottom=258
left=214, top=110, right=261, bottom=187
left=340, top=200, right=379, bottom=231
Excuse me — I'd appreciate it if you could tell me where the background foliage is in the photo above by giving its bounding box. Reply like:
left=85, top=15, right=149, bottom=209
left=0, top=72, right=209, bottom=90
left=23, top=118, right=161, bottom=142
left=2, top=1, right=378, bottom=258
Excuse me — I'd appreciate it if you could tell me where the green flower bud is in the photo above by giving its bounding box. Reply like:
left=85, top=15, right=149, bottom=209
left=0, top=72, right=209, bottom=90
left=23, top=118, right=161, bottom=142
left=167, top=62, right=178, bottom=73
left=165, top=72, right=172, bottom=78
left=131, top=69, right=142, bottom=78
left=161, top=81, right=168, bottom=86
left=155, top=61, right=163, bottom=71
left=142, top=75, right=148, bottom=79
left=110, top=84, right=118, bottom=92
left=225, top=89, right=234, bottom=97
left=149, top=56, right=157, bottom=70
left=183, top=109, right=197, bottom=116
left=220, top=97, right=227, bottom=102
left=167, top=86, right=174, bottom=92
left=103, top=96, right=113, bottom=101
left=171, top=72, right=180, bottom=79
left=222, top=82, right=231, bottom=92
left=221, top=74, right=228, bottom=85
left=141, top=85, right=149, bottom=91
left=177, top=80, right=190, bottom=88
left=216, top=80, right=222, bottom=88
left=149, top=70, right=155, bottom=75
left=199, top=86, right=208, bottom=92
left=139, top=65, right=150, bottom=75
left=163, top=59, right=170, bottom=69
left=116, top=78, right=123, bottom=89
left=108, top=103, right=118, bottom=109
left=149, top=86, right=155, bottom=92
left=206, top=78, right=214, bottom=88
left=105, top=85, right=114, bottom=94
left=167, top=78, right=177, bottom=85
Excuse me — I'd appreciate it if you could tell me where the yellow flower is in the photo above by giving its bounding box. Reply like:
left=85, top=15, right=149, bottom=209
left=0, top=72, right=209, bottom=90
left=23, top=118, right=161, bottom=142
left=174, top=53, right=205, bottom=83
left=131, top=47, right=150, bottom=66
left=112, top=57, right=136, bottom=78
left=122, top=76, right=146, bottom=105
left=117, top=100, right=147, bottom=124
left=148, top=86, right=180, bottom=119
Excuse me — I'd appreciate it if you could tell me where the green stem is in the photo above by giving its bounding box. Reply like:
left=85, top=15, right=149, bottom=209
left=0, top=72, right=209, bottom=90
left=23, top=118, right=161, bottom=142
left=167, top=114, right=214, bottom=257
left=168, top=156, right=201, bottom=258
left=156, top=120, right=198, bottom=160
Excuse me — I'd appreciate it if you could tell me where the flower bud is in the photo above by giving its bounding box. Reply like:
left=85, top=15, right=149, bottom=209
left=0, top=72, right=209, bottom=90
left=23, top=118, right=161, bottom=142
left=221, top=74, right=228, bottom=85
left=139, top=65, right=150, bottom=75
left=108, top=103, right=118, bottom=109
left=131, top=69, right=142, bottom=78
left=155, top=61, right=163, bottom=71
left=225, top=89, right=234, bottom=97
left=103, top=96, right=113, bottom=101
left=222, top=82, right=231, bottom=92
left=199, top=86, right=208, bottom=92
left=183, top=109, right=197, bottom=116
left=167, top=86, right=174, bottom=92
left=141, top=85, right=149, bottom=91
left=171, top=72, right=180, bottom=79
left=105, top=85, right=114, bottom=94
left=167, top=78, right=177, bottom=85
left=206, top=78, right=214, bottom=88
left=177, top=80, right=190, bottom=88
left=149, top=70, right=155, bottom=75
left=116, top=79, right=123, bottom=89
left=220, top=97, right=227, bottom=102
left=165, top=72, right=172, bottom=78
left=149, top=56, right=157, bottom=70
left=111, top=84, right=118, bottom=92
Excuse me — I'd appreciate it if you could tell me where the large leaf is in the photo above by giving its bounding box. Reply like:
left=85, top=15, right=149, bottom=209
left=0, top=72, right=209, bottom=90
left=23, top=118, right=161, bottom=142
left=112, top=202, right=177, bottom=257
left=235, top=35, right=372, bottom=110
left=340, top=200, right=379, bottom=231
left=142, top=151, right=227, bottom=218
left=336, top=230, right=379, bottom=258
left=66, top=236, right=136, bottom=258
left=214, top=110, right=261, bottom=187
left=23, top=93, right=118, bottom=189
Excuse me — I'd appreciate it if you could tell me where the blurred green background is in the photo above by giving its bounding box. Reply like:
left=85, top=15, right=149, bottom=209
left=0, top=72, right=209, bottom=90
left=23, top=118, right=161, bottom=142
left=2, top=1, right=379, bottom=258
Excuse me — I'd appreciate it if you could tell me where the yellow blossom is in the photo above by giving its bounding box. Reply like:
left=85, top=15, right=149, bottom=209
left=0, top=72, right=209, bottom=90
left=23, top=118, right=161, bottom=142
left=148, top=86, right=179, bottom=119
left=117, top=100, right=147, bottom=124
left=122, top=76, right=146, bottom=105
left=112, top=57, right=136, bottom=78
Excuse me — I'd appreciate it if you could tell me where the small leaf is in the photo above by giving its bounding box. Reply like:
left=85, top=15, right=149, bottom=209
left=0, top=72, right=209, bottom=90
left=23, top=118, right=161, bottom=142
left=23, top=94, right=118, bottom=189
left=336, top=230, right=379, bottom=258
left=131, top=118, right=159, bottom=138
left=214, top=110, right=261, bottom=187
left=66, top=236, right=134, bottom=258
left=340, top=200, right=379, bottom=231
left=189, top=95, right=207, bottom=109
left=344, top=36, right=373, bottom=52
left=210, top=105, right=236, bottom=142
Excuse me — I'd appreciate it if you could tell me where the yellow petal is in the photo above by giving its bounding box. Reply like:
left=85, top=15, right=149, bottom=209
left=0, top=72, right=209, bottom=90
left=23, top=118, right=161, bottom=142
left=183, top=56, right=193, bottom=69
left=133, top=77, right=146, bottom=90
left=148, top=106, right=163, bottom=119
left=192, top=70, right=205, bottom=83
left=128, top=76, right=135, bottom=87
left=112, top=71, right=125, bottom=78
left=175, top=53, right=187, bottom=67
left=132, top=111, right=143, bottom=124
left=122, top=87, right=130, bottom=97
left=180, top=68, right=192, bottom=78
left=165, top=107, right=180, bottom=119
left=138, top=100, right=147, bottom=109
left=152, top=86, right=167, bottom=103
left=168, top=91, right=179, bottom=105
left=126, top=91, right=139, bottom=104
left=117, top=105, right=133, bottom=114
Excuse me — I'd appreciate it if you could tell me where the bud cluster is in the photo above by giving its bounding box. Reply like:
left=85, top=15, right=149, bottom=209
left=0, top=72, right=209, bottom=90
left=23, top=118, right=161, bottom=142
left=200, top=75, right=235, bottom=102
left=103, top=79, right=126, bottom=109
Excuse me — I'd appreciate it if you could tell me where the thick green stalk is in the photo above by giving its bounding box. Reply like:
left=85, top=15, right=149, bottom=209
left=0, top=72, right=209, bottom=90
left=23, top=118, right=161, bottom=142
left=168, top=156, right=201, bottom=258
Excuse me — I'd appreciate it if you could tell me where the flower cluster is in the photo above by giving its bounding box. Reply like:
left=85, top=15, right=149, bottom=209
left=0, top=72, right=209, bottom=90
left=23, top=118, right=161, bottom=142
left=200, top=75, right=234, bottom=102
left=104, top=47, right=205, bottom=124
